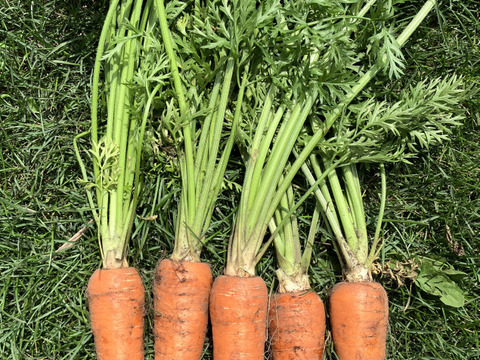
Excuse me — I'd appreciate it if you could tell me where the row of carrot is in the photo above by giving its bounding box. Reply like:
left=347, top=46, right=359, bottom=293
left=74, top=0, right=465, bottom=359
left=88, top=261, right=386, bottom=359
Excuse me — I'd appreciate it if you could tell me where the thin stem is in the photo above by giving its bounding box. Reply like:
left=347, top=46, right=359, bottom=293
left=246, top=103, right=302, bottom=235
left=194, top=72, right=222, bottom=186
left=357, top=0, right=376, bottom=18
left=255, top=155, right=350, bottom=268
left=73, top=132, right=98, bottom=224
left=155, top=0, right=196, bottom=224
left=325, top=165, right=359, bottom=249
left=251, top=94, right=316, bottom=244
left=301, top=204, right=320, bottom=274
left=119, top=0, right=144, bottom=225
left=368, top=163, right=387, bottom=265
left=299, top=159, right=355, bottom=270
left=343, top=164, right=368, bottom=263
left=91, top=0, right=120, bottom=207
left=203, top=66, right=249, bottom=237
left=191, top=58, right=235, bottom=239
left=310, top=154, right=339, bottom=223
left=110, top=0, right=137, bottom=246
left=133, top=83, right=163, bottom=206
left=236, top=87, right=275, bottom=245
left=396, top=0, right=437, bottom=47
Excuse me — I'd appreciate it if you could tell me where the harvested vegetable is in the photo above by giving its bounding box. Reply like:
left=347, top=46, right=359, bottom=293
left=74, top=0, right=165, bottom=358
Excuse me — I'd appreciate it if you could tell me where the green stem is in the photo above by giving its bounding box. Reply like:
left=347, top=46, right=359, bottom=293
left=279, top=184, right=300, bottom=266
left=236, top=87, right=275, bottom=245
left=301, top=204, right=320, bottom=274
left=396, top=0, right=437, bottom=47
left=155, top=0, right=196, bottom=224
left=299, top=159, right=354, bottom=271
left=91, top=0, right=120, bottom=210
left=123, top=0, right=154, bottom=215
left=111, top=0, right=143, bottom=259
left=343, top=164, right=368, bottom=263
left=194, top=72, right=223, bottom=188
left=246, top=105, right=285, bottom=218
left=122, top=0, right=150, bottom=225
left=367, top=163, right=387, bottom=266
left=191, top=59, right=235, bottom=237
left=323, top=165, right=358, bottom=251
left=246, top=103, right=302, bottom=236
left=132, top=83, right=164, bottom=209
left=73, top=132, right=98, bottom=224
left=310, top=154, right=339, bottom=223
left=202, top=66, right=249, bottom=236
left=250, top=94, right=316, bottom=243
left=255, top=153, right=347, bottom=266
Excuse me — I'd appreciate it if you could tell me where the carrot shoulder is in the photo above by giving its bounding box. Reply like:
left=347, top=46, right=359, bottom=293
left=210, top=275, right=268, bottom=359
left=329, top=281, right=389, bottom=360
left=87, top=267, right=145, bottom=360
left=269, top=290, right=326, bottom=359
left=153, top=258, right=212, bottom=359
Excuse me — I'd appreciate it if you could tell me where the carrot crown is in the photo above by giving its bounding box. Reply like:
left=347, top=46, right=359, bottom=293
left=268, top=184, right=320, bottom=293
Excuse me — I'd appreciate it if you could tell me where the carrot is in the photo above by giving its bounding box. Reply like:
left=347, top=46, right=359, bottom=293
left=268, top=291, right=326, bottom=359
left=266, top=185, right=326, bottom=359
left=153, top=259, right=212, bottom=359
left=87, top=267, right=145, bottom=360
left=329, top=281, right=389, bottom=360
left=209, top=275, right=268, bottom=359
left=75, top=1, right=155, bottom=358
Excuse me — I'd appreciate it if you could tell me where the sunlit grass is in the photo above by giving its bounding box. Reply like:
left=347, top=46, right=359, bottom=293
left=0, top=0, right=478, bottom=359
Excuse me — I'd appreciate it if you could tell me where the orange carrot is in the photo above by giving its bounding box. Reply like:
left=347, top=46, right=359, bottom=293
left=268, top=290, right=326, bottom=359
left=153, top=258, right=212, bottom=359
left=329, top=281, right=388, bottom=360
left=210, top=275, right=268, bottom=359
left=87, top=267, right=145, bottom=360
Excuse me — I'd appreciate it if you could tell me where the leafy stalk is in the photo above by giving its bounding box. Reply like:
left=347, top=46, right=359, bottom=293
left=154, top=0, right=247, bottom=262
left=274, top=0, right=439, bottom=214
left=155, top=0, right=195, bottom=225
left=299, top=0, right=468, bottom=281
left=75, top=0, right=163, bottom=269
left=226, top=90, right=318, bottom=277
left=269, top=183, right=320, bottom=293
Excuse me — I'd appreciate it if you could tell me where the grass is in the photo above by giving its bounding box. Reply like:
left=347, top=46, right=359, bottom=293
left=0, top=0, right=478, bottom=359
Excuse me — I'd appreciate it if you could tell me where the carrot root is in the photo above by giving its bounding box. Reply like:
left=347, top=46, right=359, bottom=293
left=268, top=291, right=326, bottom=359
left=329, top=281, right=389, bottom=360
left=153, top=258, right=212, bottom=359
left=87, top=267, right=145, bottom=360
left=210, top=275, right=268, bottom=359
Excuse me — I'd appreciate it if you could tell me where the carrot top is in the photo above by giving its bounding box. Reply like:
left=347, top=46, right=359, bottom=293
left=153, top=0, right=249, bottom=262
left=297, top=0, right=466, bottom=281
left=74, top=0, right=167, bottom=269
